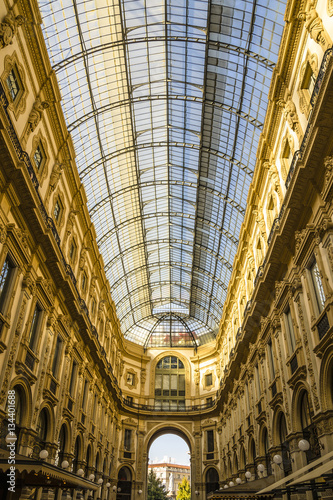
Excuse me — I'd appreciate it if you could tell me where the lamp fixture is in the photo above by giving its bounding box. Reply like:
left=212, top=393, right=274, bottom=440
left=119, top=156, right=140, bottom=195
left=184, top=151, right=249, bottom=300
left=272, top=454, right=283, bottom=465
left=77, top=469, right=84, bottom=477
left=39, top=449, right=49, bottom=460
left=106, top=483, right=111, bottom=488
left=257, top=463, right=265, bottom=473
left=89, top=474, right=95, bottom=481
left=112, top=486, right=117, bottom=492
left=245, top=471, right=252, bottom=479
left=229, top=481, right=234, bottom=487
left=236, top=478, right=242, bottom=484
left=5, top=434, right=17, bottom=443
left=195, top=491, right=199, bottom=496
left=98, top=478, right=103, bottom=485
left=224, top=485, right=228, bottom=489
left=138, top=490, right=142, bottom=494
left=118, top=487, right=121, bottom=492
left=61, top=460, right=69, bottom=469
left=298, top=439, right=310, bottom=451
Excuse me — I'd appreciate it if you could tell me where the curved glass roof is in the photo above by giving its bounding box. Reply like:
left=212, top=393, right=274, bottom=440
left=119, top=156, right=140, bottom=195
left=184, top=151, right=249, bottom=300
left=38, top=0, right=287, bottom=346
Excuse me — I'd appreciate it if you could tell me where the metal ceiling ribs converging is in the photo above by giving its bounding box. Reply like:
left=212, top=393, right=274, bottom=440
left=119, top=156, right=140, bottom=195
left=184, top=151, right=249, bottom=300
left=38, top=0, right=287, bottom=347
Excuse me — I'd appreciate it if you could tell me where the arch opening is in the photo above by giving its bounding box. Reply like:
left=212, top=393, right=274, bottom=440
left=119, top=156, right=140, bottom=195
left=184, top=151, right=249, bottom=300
left=148, top=431, right=191, bottom=500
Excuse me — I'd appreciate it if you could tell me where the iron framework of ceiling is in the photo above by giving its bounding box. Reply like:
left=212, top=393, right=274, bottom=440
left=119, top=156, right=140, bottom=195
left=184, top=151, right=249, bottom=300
left=38, top=0, right=287, bottom=347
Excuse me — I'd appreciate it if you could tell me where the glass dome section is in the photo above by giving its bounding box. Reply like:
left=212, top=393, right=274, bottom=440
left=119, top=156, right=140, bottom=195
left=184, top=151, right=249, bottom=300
left=38, top=0, right=287, bottom=346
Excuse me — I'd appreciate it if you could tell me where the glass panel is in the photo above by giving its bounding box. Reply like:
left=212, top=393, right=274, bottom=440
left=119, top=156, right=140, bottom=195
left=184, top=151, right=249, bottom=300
left=37, top=0, right=288, bottom=346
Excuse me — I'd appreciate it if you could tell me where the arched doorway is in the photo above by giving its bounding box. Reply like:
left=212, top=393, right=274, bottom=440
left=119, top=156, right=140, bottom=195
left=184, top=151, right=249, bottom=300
left=205, top=467, right=219, bottom=495
left=117, top=466, right=132, bottom=500
left=145, top=426, right=194, bottom=500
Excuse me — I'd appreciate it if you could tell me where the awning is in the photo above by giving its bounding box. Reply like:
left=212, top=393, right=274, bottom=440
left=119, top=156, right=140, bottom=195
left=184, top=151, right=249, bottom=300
left=257, top=450, right=333, bottom=494
left=0, top=452, right=99, bottom=491
left=287, top=458, right=333, bottom=486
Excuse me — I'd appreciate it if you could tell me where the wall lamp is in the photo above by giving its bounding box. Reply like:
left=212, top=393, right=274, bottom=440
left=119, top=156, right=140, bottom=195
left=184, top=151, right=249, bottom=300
left=112, top=486, right=117, bottom=492
left=195, top=491, right=199, bottom=496
left=138, top=490, right=142, bottom=494
left=39, top=449, right=49, bottom=460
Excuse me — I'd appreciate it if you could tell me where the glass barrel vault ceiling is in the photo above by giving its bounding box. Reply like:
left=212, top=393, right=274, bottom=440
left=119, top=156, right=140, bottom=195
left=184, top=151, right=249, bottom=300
left=38, top=0, right=287, bottom=347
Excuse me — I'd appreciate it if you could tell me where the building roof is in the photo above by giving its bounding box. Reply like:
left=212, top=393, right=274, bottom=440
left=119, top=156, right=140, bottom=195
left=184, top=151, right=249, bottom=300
left=38, top=0, right=287, bottom=347
left=149, top=463, right=190, bottom=470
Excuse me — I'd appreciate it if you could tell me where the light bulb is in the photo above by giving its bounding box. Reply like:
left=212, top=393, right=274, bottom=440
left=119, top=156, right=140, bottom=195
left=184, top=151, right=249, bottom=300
left=257, top=463, right=265, bottom=472
left=273, top=454, right=282, bottom=465
left=106, top=482, right=111, bottom=488
left=61, top=460, right=69, bottom=469
left=245, top=471, right=251, bottom=479
left=298, top=439, right=310, bottom=451
left=98, top=478, right=103, bottom=484
left=224, top=485, right=228, bottom=489
left=112, top=486, right=117, bottom=492
left=39, top=449, right=49, bottom=459
left=138, top=490, right=142, bottom=494
left=236, top=478, right=242, bottom=484
left=89, top=474, right=95, bottom=481
left=77, top=468, right=84, bottom=476
left=229, top=481, right=234, bottom=487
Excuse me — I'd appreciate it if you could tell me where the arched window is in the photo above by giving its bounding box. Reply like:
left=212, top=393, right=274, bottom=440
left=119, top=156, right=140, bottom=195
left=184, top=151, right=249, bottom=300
left=117, top=466, right=132, bottom=500
left=262, top=428, right=272, bottom=475
left=35, top=408, right=48, bottom=457
left=300, top=391, right=320, bottom=463
left=155, top=356, right=185, bottom=410
left=55, top=424, right=66, bottom=467
left=279, top=413, right=292, bottom=475
left=72, top=436, right=81, bottom=473
left=205, top=468, right=219, bottom=495
left=85, top=443, right=92, bottom=476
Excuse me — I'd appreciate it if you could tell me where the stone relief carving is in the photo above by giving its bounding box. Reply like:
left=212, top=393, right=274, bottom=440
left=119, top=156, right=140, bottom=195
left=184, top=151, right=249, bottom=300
left=0, top=11, right=25, bottom=49
left=299, top=3, right=332, bottom=51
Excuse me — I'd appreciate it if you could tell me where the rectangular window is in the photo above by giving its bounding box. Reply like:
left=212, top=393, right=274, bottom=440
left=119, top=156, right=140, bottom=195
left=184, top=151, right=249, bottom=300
left=284, top=307, right=296, bottom=353
left=28, top=304, right=42, bottom=351
left=6, top=67, right=21, bottom=101
left=33, top=144, right=45, bottom=171
left=69, top=240, right=77, bottom=261
left=205, top=373, right=213, bottom=386
left=54, top=199, right=62, bottom=222
left=82, top=379, right=89, bottom=411
left=124, top=429, right=132, bottom=457
left=0, top=255, right=15, bottom=313
left=206, top=430, right=214, bottom=459
left=69, top=361, right=77, bottom=396
left=255, top=364, right=261, bottom=399
left=245, top=382, right=250, bottom=413
left=267, top=339, right=275, bottom=379
left=52, top=335, right=63, bottom=378
left=310, top=260, right=326, bottom=313
left=93, top=394, right=98, bottom=420
left=81, top=272, right=87, bottom=292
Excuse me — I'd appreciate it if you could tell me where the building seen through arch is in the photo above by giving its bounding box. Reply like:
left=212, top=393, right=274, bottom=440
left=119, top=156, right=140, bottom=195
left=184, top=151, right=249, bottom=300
left=0, top=0, right=333, bottom=498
